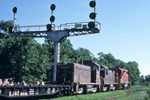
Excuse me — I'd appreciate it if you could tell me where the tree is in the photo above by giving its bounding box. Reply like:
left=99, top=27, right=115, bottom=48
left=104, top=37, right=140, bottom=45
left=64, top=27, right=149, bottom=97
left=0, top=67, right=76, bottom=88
left=97, top=52, right=117, bottom=68
left=0, top=21, right=51, bottom=82
left=97, top=52, right=140, bottom=85
left=125, top=61, right=140, bottom=85
left=77, top=47, right=93, bottom=61
left=60, top=38, right=74, bottom=62
left=0, top=20, right=13, bottom=33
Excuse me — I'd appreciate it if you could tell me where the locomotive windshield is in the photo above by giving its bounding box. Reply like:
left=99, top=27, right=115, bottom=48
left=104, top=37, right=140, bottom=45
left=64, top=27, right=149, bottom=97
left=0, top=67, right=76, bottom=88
left=100, top=67, right=105, bottom=78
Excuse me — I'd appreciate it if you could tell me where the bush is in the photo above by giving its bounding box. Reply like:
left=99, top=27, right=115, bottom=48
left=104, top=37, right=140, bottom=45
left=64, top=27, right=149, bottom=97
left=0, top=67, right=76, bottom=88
left=146, top=87, right=150, bottom=98
left=145, top=84, right=150, bottom=99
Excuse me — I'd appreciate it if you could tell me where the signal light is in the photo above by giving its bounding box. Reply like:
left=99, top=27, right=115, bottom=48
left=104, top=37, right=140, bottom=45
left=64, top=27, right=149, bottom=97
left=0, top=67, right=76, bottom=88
left=89, top=1, right=96, bottom=8
left=13, top=7, right=17, bottom=13
left=46, top=24, right=52, bottom=31
left=89, top=12, right=96, bottom=19
left=50, top=15, right=55, bottom=22
left=50, top=4, right=56, bottom=25
left=50, top=4, right=56, bottom=11
left=89, top=0, right=96, bottom=21
left=88, top=22, right=95, bottom=29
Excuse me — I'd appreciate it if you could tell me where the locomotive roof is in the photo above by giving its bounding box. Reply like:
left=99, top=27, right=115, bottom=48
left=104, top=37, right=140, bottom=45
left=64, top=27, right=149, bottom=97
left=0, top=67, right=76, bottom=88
left=57, top=62, right=90, bottom=67
left=100, top=65, right=109, bottom=69
left=110, top=67, right=128, bottom=72
left=83, top=60, right=100, bottom=68
left=57, top=60, right=100, bottom=69
left=83, top=60, right=100, bottom=66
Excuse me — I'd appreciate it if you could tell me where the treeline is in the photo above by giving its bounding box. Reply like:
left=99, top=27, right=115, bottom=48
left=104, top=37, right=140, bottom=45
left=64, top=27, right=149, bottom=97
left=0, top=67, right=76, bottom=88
left=0, top=20, right=140, bottom=85
left=140, top=75, right=150, bottom=86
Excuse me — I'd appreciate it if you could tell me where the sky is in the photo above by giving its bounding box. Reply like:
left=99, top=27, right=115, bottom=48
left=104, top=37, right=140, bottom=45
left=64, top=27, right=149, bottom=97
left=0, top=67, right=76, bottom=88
left=0, top=0, right=150, bottom=76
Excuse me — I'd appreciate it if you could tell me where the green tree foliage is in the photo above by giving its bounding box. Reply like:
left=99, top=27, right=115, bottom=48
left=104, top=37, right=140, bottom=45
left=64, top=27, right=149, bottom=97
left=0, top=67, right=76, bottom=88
left=0, top=21, right=51, bottom=82
left=140, top=75, right=150, bottom=86
left=140, top=75, right=146, bottom=85
left=97, top=52, right=118, bottom=68
left=0, top=20, right=13, bottom=33
left=0, top=37, right=51, bottom=82
left=124, top=61, right=140, bottom=85
left=60, top=38, right=74, bottom=62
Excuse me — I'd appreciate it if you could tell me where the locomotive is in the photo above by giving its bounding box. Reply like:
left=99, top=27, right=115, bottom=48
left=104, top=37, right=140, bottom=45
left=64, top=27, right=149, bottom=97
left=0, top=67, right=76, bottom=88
left=56, top=60, right=130, bottom=94
left=0, top=60, right=130, bottom=99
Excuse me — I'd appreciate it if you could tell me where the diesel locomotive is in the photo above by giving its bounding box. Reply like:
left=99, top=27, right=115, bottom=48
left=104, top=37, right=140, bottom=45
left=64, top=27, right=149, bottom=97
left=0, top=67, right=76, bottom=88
left=56, top=60, right=130, bottom=94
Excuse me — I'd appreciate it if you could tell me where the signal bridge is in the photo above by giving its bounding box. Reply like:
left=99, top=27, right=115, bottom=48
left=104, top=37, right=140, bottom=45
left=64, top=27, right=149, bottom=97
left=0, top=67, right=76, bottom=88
left=9, top=0, right=100, bottom=82
left=10, top=21, right=100, bottom=37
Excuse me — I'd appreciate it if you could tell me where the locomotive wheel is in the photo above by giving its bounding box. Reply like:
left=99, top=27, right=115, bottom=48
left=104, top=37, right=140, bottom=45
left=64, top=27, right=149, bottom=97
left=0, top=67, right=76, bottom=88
left=83, top=86, right=88, bottom=94
left=112, top=86, right=116, bottom=91
left=120, top=85, right=123, bottom=90
left=102, top=86, right=108, bottom=92
left=122, top=85, right=125, bottom=90
left=68, top=91, right=73, bottom=96
left=59, top=91, right=64, bottom=97
left=120, top=85, right=124, bottom=90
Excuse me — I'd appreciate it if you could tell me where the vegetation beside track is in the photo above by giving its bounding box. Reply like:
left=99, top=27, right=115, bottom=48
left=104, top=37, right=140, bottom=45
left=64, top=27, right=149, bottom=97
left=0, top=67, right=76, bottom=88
left=41, top=87, right=148, bottom=100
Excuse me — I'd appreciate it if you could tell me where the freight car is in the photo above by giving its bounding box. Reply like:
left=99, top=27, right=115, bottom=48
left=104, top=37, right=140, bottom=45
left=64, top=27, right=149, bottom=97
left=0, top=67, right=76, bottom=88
left=0, top=60, right=130, bottom=99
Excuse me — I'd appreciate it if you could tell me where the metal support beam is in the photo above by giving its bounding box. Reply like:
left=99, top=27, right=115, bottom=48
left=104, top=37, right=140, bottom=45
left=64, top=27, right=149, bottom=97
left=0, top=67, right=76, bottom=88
left=47, top=31, right=69, bottom=82
left=57, top=43, right=60, bottom=62
left=53, top=42, right=59, bottom=83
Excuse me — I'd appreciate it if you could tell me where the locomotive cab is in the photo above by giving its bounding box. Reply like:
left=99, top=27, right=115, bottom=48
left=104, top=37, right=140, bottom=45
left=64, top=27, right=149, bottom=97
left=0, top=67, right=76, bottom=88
left=112, top=68, right=130, bottom=89
left=83, top=60, right=100, bottom=84
left=56, top=63, right=74, bottom=84
left=100, top=65, right=117, bottom=91
left=100, top=66, right=108, bottom=78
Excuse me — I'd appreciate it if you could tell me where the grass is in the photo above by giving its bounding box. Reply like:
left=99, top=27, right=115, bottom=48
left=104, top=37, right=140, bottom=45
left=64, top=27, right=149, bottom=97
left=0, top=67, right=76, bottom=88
left=41, top=87, right=148, bottom=100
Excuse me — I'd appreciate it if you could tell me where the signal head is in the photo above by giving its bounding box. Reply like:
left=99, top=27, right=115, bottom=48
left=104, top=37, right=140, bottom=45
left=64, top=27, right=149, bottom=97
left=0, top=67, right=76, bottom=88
left=50, top=15, right=55, bottom=22
left=88, top=22, right=95, bottom=29
left=89, top=12, right=96, bottom=19
left=46, top=24, right=52, bottom=31
left=89, top=1, right=96, bottom=8
left=50, top=4, right=56, bottom=11
left=13, top=7, right=17, bottom=13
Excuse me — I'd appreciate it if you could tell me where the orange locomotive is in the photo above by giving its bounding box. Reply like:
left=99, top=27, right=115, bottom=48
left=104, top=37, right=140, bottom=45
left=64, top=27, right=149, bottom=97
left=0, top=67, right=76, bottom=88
left=112, top=68, right=130, bottom=89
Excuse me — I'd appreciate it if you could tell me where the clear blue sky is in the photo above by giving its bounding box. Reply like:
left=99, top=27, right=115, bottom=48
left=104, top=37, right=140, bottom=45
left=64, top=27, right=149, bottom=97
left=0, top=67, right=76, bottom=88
left=0, top=0, right=150, bottom=76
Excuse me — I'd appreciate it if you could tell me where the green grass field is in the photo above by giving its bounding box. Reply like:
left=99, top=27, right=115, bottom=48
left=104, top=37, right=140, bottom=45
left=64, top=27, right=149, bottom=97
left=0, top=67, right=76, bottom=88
left=42, top=87, right=148, bottom=100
